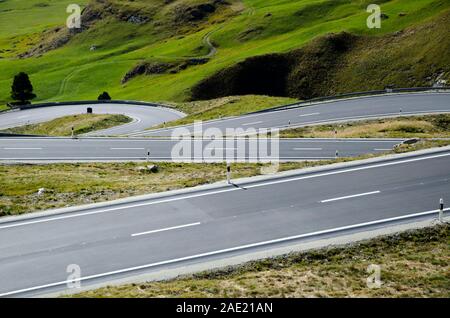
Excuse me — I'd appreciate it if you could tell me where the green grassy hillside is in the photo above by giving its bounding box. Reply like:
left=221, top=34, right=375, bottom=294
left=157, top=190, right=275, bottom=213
left=0, top=0, right=448, bottom=105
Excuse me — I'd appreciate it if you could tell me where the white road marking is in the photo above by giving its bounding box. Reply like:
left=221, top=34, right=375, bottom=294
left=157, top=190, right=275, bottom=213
left=374, top=148, right=392, bottom=151
left=3, top=148, right=42, bottom=150
left=293, top=148, right=323, bottom=151
left=299, top=112, right=320, bottom=117
left=321, top=191, right=380, bottom=203
left=131, top=222, right=201, bottom=237
left=246, top=152, right=450, bottom=190
left=1, top=207, right=447, bottom=297
left=0, top=152, right=448, bottom=229
left=110, top=148, right=145, bottom=150
left=242, top=121, right=263, bottom=126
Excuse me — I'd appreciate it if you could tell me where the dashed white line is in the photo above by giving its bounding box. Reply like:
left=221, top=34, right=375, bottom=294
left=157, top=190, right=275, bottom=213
left=321, top=191, right=380, bottom=203
left=110, top=148, right=145, bottom=150
left=131, top=222, right=201, bottom=237
left=3, top=148, right=42, bottom=150
left=293, top=148, right=323, bottom=151
left=242, top=121, right=263, bottom=126
left=299, top=113, right=320, bottom=117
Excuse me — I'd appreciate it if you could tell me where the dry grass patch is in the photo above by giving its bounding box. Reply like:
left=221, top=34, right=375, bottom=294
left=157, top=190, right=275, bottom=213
left=0, top=114, right=132, bottom=136
left=281, top=115, right=450, bottom=139
left=71, top=224, right=450, bottom=298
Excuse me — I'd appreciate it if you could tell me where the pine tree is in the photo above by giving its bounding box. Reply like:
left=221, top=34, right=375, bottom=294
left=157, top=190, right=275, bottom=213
left=11, top=72, right=36, bottom=105
left=98, top=91, right=111, bottom=101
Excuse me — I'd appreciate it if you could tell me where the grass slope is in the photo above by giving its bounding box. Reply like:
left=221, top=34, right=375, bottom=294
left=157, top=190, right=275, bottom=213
left=72, top=224, right=449, bottom=298
left=280, top=114, right=450, bottom=138
left=0, top=0, right=448, bottom=105
left=0, top=113, right=132, bottom=136
left=192, top=11, right=450, bottom=100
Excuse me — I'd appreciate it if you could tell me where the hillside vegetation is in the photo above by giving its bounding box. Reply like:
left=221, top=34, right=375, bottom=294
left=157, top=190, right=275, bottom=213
left=0, top=0, right=448, bottom=105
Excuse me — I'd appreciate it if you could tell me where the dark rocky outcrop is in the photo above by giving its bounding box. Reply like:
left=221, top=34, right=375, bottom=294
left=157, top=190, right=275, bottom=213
left=122, top=58, right=209, bottom=84
left=191, top=32, right=356, bottom=100
left=172, top=0, right=229, bottom=24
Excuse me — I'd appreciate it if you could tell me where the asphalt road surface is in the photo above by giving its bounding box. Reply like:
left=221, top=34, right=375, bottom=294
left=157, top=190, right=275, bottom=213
left=0, top=92, right=449, bottom=297
left=0, top=103, right=185, bottom=136
left=0, top=137, right=404, bottom=163
left=129, top=92, right=450, bottom=137
left=0, top=149, right=448, bottom=297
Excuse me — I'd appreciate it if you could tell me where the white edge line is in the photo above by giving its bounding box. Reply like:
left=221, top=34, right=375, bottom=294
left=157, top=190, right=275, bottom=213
left=131, top=222, right=201, bottom=237
left=321, top=191, right=381, bottom=203
left=1, top=207, right=447, bottom=297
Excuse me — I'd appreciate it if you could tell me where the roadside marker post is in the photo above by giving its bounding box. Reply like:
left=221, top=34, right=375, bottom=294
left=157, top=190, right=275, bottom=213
left=335, top=150, right=339, bottom=159
left=71, top=127, right=74, bottom=139
left=226, top=162, right=231, bottom=184
left=439, top=198, right=444, bottom=222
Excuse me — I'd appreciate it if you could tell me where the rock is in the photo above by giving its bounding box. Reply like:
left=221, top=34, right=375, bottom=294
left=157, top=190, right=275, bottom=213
left=127, top=15, right=149, bottom=24
left=403, top=138, right=419, bottom=145
left=37, top=188, right=45, bottom=196
left=137, top=165, right=159, bottom=173
left=147, top=165, right=159, bottom=173
left=121, top=61, right=174, bottom=83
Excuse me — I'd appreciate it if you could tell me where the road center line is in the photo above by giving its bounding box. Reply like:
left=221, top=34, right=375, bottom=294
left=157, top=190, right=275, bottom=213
left=131, top=222, right=201, bottom=237
left=321, top=191, right=380, bottom=203
left=242, top=121, right=263, bottom=126
left=299, top=113, right=320, bottom=117
left=3, top=148, right=42, bottom=150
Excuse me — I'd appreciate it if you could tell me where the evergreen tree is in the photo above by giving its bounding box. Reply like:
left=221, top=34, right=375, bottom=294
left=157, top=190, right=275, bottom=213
left=98, top=91, right=111, bottom=101
left=11, top=72, right=36, bottom=104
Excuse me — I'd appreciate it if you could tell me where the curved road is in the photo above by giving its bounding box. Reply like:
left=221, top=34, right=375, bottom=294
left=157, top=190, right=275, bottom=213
left=129, top=92, right=450, bottom=137
left=0, top=91, right=449, bottom=297
left=0, top=92, right=449, bottom=162
left=0, top=103, right=185, bottom=136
